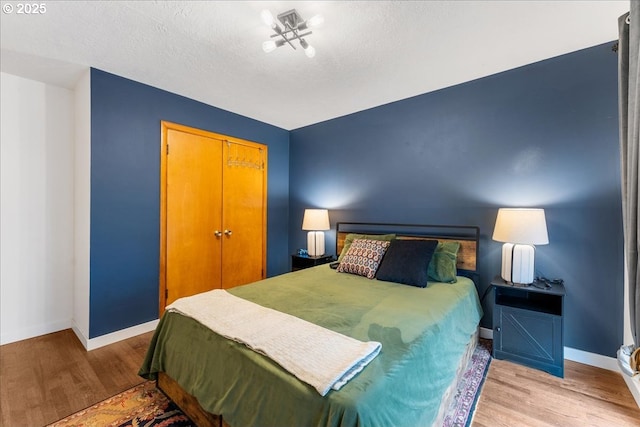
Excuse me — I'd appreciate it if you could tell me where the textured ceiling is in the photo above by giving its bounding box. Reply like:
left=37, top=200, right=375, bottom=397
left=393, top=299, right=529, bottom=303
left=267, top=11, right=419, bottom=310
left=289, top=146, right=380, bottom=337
left=0, top=1, right=630, bottom=130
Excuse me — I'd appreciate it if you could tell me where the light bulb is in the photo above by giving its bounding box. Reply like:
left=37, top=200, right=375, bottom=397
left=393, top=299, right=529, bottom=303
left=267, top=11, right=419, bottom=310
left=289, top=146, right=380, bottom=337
left=300, top=38, right=316, bottom=58
left=306, top=14, right=324, bottom=28
left=304, top=44, right=316, bottom=58
left=261, top=10, right=274, bottom=27
left=262, top=40, right=277, bottom=53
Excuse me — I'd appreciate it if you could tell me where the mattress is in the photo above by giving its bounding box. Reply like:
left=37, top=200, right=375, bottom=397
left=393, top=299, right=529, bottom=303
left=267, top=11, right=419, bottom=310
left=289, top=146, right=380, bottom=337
left=140, top=264, right=483, bottom=427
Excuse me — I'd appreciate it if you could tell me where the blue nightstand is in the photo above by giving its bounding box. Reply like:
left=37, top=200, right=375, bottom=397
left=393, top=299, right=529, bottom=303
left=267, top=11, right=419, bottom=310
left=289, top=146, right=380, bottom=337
left=492, top=275, right=565, bottom=377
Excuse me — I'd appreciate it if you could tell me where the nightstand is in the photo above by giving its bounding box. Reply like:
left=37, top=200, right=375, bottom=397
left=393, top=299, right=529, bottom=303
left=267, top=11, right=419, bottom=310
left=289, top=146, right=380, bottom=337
left=491, top=275, right=565, bottom=377
left=291, top=254, right=335, bottom=271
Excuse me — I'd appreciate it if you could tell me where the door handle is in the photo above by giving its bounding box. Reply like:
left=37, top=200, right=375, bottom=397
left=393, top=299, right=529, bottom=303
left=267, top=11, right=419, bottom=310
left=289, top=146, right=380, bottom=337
left=224, top=229, right=233, bottom=236
left=214, top=230, right=222, bottom=237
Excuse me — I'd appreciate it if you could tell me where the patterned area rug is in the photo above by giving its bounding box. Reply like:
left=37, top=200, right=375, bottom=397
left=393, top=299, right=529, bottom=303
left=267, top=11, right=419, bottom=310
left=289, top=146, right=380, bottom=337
left=46, top=381, right=192, bottom=427
left=443, top=338, right=493, bottom=427
left=48, top=340, right=492, bottom=427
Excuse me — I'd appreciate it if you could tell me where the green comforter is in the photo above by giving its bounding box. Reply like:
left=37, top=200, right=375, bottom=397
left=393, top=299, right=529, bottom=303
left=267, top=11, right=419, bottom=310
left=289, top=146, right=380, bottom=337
left=139, top=265, right=483, bottom=427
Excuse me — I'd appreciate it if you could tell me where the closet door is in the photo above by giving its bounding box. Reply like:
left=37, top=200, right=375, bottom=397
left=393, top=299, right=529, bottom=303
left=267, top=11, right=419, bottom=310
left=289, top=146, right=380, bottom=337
left=161, top=124, right=223, bottom=308
left=160, top=122, right=268, bottom=313
left=221, top=140, right=267, bottom=289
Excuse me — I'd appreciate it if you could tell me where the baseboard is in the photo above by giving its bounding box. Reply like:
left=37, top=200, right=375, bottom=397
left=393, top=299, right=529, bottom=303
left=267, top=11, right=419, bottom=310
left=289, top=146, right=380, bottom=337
left=478, top=327, right=621, bottom=373
left=563, top=346, right=619, bottom=372
left=0, top=319, right=73, bottom=345
left=71, top=323, right=89, bottom=349
left=479, top=326, right=493, bottom=340
left=73, top=319, right=159, bottom=351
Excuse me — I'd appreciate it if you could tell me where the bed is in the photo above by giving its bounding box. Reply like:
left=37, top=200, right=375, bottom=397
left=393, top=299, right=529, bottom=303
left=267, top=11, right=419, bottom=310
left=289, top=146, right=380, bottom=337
left=140, top=222, right=483, bottom=427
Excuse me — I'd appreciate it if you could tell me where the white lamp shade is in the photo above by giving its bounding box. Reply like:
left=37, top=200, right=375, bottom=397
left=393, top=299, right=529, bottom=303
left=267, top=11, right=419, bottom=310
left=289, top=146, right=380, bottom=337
left=302, top=209, right=330, bottom=231
left=492, top=208, right=549, bottom=245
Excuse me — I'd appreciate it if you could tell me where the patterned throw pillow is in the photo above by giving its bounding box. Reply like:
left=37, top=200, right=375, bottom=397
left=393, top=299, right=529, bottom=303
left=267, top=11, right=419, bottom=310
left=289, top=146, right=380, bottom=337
left=336, top=238, right=390, bottom=279
left=337, top=233, right=396, bottom=262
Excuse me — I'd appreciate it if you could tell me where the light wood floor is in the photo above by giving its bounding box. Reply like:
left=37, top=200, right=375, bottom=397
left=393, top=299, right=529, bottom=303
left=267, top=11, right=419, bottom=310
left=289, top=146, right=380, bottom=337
left=473, top=358, right=640, bottom=427
left=0, top=329, right=153, bottom=426
left=1, top=329, right=638, bottom=426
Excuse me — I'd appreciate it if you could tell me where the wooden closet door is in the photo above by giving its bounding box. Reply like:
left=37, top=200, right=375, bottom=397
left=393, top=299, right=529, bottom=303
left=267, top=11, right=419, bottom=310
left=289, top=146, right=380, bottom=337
left=163, top=126, right=223, bottom=307
left=221, top=141, right=267, bottom=289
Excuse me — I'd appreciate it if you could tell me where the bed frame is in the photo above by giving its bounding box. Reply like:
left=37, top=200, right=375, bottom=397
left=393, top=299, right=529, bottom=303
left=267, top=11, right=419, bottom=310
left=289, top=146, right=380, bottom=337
left=156, top=222, right=481, bottom=427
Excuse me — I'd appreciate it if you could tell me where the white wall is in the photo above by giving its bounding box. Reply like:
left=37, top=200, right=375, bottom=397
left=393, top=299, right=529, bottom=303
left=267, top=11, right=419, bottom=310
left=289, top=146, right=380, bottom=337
left=73, top=70, right=91, bottom=346
left=0, top=72, right=75, bottom=344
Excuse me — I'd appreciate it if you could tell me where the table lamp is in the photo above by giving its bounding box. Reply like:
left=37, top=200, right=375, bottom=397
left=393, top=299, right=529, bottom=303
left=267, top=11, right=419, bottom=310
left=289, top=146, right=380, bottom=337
left=302, top=209, right=330, bottom=256
left=492, top=208, right=549, bottom=286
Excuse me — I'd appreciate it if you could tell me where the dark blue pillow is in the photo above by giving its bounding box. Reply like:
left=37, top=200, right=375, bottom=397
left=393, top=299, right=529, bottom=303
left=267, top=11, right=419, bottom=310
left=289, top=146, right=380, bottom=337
left=375, top=239, right=438, bottom=288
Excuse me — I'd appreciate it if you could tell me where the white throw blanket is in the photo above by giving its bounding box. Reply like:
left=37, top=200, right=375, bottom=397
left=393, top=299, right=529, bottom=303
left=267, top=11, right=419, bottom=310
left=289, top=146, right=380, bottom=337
left=166, top=289, right=381, bottom=396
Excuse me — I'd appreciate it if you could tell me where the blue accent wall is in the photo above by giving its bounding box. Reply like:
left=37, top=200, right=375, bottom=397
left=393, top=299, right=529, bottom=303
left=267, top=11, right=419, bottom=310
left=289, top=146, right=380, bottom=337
left=90, top=69, right=290, bottom=338
left=289, top=42, right=623, bottom=357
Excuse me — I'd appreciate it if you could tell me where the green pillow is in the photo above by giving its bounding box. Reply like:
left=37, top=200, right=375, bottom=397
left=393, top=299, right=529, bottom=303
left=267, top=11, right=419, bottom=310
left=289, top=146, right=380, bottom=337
left=427, top=241, right=461, bottom=283
left=338, top=233, right=396, bottom=262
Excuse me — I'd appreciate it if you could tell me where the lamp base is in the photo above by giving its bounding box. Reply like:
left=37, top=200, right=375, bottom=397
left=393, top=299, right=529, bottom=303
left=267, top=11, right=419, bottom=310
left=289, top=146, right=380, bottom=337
left=307, top=231, right=325, bottom=256
left=501, top=243, right=535, bottom=285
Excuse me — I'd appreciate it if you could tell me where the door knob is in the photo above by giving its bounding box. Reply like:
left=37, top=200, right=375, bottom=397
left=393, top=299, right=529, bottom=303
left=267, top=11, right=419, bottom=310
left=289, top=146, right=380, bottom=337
left=224, top=229, right=233, bottom=236
left=214, top=230, right=222, bottom=237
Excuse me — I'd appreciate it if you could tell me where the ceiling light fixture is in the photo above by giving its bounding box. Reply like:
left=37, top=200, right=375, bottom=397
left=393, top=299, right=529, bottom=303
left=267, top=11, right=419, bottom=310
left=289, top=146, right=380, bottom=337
left=261, top=9, right=323, bottom=58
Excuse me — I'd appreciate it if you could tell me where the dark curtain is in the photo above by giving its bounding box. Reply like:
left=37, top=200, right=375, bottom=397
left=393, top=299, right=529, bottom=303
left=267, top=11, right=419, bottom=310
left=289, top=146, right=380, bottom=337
left=619, top=4, right=639, bottom=347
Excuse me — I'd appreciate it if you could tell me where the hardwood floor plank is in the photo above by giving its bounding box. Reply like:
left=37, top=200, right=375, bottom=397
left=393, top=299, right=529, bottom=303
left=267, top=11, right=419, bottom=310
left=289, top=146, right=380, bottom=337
left=1, top=329, right=638, bottom=426
left=473, top=359, right=640, bottom=427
